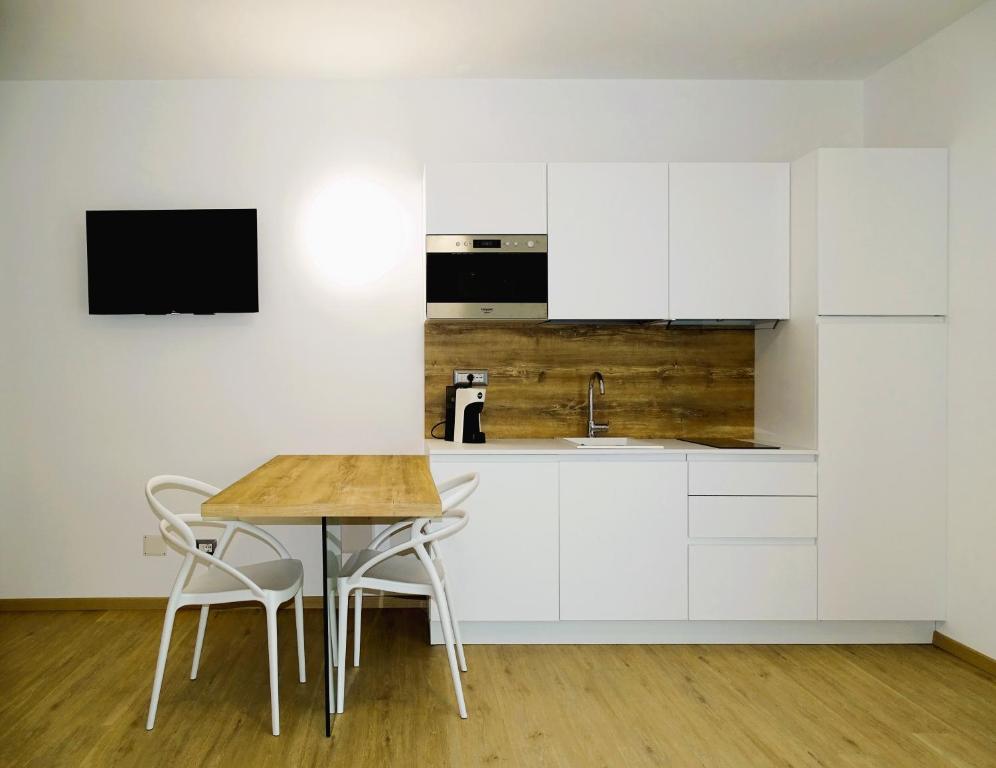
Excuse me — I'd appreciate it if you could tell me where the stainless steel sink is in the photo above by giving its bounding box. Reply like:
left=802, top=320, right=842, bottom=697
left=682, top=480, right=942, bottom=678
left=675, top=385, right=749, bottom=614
left=562, top=437, right=667, bottom=448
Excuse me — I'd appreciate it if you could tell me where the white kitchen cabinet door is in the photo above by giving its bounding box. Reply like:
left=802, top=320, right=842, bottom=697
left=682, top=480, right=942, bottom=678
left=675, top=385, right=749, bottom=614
left=560, top=459, right=687, bottom=620
left=688, top=497, right=818, bottom=539
left=430, top=460, right=559, bottom=622
left=688, top=459, right=817, bottom=496
left=669, top=163, right=789, bottom=320
left=817, top=149, right=947, bottom=316
left=547, top=163, right=669, bottom=320
left=818, top=317, right=947, bottom=620
left=424, top=163, right=547, bottom=235
left=689, top=544, right=817, bottom=620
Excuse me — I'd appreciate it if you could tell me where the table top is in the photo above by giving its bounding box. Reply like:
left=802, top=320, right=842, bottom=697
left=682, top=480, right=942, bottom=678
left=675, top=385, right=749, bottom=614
left=201, top=454, right=442, bottom=520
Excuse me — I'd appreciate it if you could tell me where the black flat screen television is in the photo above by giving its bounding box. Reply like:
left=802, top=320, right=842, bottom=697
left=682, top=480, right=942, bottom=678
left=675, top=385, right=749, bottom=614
left=86, top=208, right=258, bottom=314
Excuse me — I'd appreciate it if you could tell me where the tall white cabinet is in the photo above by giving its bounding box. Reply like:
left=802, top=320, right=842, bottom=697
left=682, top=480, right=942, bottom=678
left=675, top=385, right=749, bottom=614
left=547, top=163, right=669, bottom=320
left=756, top=148, right=948, bottom=621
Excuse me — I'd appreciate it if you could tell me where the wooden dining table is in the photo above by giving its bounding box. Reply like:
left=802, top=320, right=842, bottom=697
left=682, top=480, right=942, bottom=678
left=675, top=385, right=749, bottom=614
left=201, top=454, right=442, bottom=737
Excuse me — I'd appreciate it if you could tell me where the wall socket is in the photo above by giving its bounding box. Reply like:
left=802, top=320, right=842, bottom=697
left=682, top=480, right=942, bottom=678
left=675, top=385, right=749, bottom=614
left=143, top=535, right=167, bottom=557
left=196, top=539, right=218, bottom=556
left=453, top=369, right=489, bottom=386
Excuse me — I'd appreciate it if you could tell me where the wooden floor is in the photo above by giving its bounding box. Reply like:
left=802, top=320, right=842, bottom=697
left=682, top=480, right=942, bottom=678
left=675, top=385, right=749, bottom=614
left=1, top=609, right=994, bottom=768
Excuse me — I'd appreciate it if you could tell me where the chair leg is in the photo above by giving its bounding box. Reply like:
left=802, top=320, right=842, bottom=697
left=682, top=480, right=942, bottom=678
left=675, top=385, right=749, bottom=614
left=265, top=602, right=280, bottom=736
left=146, top=598, right=178, bottom=730
left=353, top=589, right=363, bottom=667
left=327, top=579, right=338, bottom=668
left=336, top=582, right=349, bottom=713
left=431, top=581, right=467, bottom=718
left=294, top=590, right=306, bottom=684
left=443, top=581, right=467, bottom=673
left=190, top=605, right=209, bottom=680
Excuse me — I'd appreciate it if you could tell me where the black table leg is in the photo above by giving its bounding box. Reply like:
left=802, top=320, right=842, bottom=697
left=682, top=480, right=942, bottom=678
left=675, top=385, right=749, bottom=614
left=321, top=515, right=331, bottom=737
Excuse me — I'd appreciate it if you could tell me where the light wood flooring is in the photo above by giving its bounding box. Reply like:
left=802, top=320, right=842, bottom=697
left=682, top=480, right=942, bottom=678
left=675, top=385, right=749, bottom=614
left=1, top=608, right=994, bottom=767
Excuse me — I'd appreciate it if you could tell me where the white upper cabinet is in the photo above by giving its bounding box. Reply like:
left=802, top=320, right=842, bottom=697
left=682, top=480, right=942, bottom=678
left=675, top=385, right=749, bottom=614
left=817, top=149, right=948, bottom=316
left=669, top=163, right=790, bottom=320
left=424, top=162, right=547, bottom=234
left=547, top=163, right=669, bottom=320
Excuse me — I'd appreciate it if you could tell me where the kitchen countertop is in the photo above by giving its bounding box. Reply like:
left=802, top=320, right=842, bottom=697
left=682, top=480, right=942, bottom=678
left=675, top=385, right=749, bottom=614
left=426, top=438, right=816, bottom=456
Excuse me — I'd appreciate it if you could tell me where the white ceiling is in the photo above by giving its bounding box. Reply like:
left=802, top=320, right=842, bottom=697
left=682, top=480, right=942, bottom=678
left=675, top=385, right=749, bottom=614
left=0, top=0, right=985, bottom=80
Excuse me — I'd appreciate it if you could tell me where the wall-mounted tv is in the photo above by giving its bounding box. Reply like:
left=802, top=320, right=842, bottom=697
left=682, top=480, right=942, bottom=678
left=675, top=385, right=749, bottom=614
left=86, top=208, right=258, bottom=314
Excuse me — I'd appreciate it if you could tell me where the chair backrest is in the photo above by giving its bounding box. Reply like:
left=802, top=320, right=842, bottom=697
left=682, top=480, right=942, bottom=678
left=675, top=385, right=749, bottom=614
left=418, top=472, right=479, bottom=552
left=146, top=475, right=221, bottom=550
left=437, top=472, right=479, bottom=515
left=348, top=473, right=479, bottom=583
left=146, top=474, right=268, bottom=598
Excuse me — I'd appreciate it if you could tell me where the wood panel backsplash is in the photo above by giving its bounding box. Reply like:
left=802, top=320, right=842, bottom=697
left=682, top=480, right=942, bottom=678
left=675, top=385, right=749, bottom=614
left=424, top=323, right=754, bottom=440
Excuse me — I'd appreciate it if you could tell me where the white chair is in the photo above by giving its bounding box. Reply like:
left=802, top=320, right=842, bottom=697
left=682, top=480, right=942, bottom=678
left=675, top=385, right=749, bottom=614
left=330, top=472, right=478, bottom=718
left=145, top=475, right=306, bottom=736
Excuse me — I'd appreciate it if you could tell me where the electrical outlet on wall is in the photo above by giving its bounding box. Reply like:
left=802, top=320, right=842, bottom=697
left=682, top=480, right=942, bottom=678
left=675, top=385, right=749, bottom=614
left=196, top=539, right=218, bottom=556
left=453, top=369, right=488, bottom=386
left=143, top=535, right=167, bottom=557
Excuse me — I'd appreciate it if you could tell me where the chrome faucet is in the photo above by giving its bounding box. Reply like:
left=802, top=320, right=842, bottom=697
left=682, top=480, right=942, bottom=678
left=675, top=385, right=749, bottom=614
left=587, top=371, right=609, bottom=438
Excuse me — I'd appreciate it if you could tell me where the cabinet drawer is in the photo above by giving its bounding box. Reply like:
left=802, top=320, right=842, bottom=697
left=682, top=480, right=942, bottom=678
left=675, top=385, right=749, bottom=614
left=689, top=497, right=817, bottom=538
left=689, top=544, right=817, bottom=620
left=688, top=460, right=816, bottom=496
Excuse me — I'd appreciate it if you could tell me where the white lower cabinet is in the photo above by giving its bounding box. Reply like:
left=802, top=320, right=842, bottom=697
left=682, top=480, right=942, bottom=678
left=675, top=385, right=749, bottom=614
left=689, top=544, right=817, bottom=620
left=559, top=459, right=688, bottom=620
left=687, top=455, right=819, bottom=620
left=430, top=460, right=559, bottom=622
left=430, top=453, right=830, bottom=628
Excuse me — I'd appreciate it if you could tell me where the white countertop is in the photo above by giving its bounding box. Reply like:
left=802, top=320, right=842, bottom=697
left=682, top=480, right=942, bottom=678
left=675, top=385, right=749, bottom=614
left=426, top=438, right=816, bottom=457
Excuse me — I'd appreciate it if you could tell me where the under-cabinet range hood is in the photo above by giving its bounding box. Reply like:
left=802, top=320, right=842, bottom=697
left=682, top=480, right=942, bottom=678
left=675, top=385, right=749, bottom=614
left=661, top=319, right=781, bottom=330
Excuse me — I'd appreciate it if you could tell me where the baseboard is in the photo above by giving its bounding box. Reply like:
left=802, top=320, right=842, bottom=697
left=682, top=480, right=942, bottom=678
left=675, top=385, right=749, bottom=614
left=933, top=631, right=996, bottom=677
left=0, top=597, right=169, bottom=612
left=429, top=619, right=936, bottom=645
left=0, top=595, right=425, bottom=612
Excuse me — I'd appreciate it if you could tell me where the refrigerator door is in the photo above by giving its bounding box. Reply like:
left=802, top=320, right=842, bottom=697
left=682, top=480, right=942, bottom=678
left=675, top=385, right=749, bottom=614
left=817, top=316, right=946, bottom=620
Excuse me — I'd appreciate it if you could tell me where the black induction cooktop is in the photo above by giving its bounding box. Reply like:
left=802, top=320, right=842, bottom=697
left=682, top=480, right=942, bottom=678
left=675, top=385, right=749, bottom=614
left=682, top=438, right=780, bottom=449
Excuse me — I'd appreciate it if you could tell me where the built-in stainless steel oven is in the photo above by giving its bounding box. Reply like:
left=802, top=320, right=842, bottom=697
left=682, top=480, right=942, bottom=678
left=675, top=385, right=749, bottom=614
left=426, top=235, right=548, bottom=320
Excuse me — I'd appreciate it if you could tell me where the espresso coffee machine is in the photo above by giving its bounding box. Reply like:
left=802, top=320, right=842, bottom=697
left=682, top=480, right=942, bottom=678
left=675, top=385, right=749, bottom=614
left=444, top=383, right=486, bottom=444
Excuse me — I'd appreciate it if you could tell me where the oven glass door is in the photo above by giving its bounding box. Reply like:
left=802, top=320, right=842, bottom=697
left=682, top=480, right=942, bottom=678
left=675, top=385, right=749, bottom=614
left=426, top=251, right=547, bottom=317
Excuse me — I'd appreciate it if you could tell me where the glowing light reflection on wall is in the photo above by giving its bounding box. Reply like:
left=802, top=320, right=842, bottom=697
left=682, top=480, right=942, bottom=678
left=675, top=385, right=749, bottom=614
left=299, top=174, right=413, bottom=291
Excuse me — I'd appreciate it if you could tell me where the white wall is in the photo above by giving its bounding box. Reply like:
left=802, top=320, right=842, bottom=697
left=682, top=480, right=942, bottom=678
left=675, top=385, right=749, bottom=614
left=864, top=0, right=996, bottom=659
left=0, top=78, right=861, bottom=598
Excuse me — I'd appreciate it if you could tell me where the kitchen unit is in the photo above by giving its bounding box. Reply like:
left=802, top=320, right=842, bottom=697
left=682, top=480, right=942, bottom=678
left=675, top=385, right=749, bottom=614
left=757, top=148, right=948, bottom=622
left=422, top=148, right=947, bottom=642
